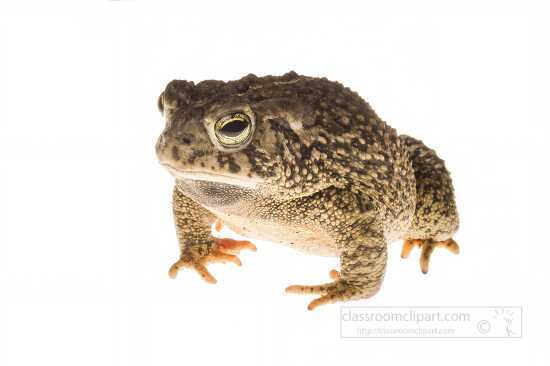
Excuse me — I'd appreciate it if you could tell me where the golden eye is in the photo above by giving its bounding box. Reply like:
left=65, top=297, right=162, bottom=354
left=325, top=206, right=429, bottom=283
left=214, top=113, right=252, bottom=146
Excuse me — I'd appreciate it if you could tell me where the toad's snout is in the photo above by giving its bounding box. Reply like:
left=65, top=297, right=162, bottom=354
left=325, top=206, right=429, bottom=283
left=155, top=131, right=197, bottom=167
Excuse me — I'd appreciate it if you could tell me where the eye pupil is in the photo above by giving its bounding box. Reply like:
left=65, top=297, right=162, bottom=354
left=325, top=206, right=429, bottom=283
left=220, top=119, right=248, bottom=137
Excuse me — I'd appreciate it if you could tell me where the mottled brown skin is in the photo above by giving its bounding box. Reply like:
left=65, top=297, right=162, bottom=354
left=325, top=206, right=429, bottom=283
left=155, top=72, right=459, bottom=310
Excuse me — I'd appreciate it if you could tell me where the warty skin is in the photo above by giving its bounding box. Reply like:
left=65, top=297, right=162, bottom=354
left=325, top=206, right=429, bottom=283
left=155, top=71, right=459, bottom=310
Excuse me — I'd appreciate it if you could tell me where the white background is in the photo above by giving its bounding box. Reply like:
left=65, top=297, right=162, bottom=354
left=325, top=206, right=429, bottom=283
left=1, top=1, right=548, bottom=365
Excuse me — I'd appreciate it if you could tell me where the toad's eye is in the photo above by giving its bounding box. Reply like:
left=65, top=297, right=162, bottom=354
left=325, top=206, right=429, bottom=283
left=214, top=113, right=252, bottom=146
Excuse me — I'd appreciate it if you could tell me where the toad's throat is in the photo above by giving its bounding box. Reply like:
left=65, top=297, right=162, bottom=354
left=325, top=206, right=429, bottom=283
left=163, top=165, right=265, bottom=208
left=175, top=178, right=258, bottom=208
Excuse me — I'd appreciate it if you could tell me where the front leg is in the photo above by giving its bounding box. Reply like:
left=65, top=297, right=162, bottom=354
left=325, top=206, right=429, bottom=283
left=286, top=235, right=387, bottom=310
left=279, top=187, right=387, bottom=310
left=169, top=186, right=256, bottom=283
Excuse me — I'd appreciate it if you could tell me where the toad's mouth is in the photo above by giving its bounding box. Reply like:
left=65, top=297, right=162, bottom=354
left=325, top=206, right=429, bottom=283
left=161, top=164, right=262, bottom=189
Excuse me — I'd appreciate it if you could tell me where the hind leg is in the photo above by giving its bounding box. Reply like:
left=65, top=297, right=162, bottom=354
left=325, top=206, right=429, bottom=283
left=399, top=134, right=460, bottom=274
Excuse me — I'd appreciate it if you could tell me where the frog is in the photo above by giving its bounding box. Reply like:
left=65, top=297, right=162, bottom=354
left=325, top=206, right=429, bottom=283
left=155, top=71, right=459, bottom=310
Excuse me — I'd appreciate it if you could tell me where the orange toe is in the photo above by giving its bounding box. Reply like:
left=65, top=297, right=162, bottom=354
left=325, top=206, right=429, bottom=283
left=216, top=238, right=257, bottom=253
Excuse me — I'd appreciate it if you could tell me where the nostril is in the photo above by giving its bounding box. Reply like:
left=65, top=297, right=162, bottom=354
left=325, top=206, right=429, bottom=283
left=177, top=135, right=192, bottom=145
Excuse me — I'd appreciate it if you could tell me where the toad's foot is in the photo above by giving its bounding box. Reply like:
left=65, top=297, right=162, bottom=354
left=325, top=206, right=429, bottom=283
left=168, top=238, right=256, bottom=282
left=401, top=238, right=459, bottom=274
left=285, top=270, right=374, bottom=311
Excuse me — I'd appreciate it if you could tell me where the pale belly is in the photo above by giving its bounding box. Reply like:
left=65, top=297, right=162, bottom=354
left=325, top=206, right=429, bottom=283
left=207, top=208, right=341, bottom=257
left=175, top=178, right=342, bottom=257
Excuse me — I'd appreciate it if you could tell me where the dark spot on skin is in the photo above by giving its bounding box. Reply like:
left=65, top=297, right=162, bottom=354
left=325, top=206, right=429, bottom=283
left=300, top=145, right=311, bottom=160
left=234, top=81, right=249, bottom=93
left=228, top=162, right=241, bottom=173
left=171, top=146, right=180, bottom=161
left=200, top=162, right=205, bottom=168
left=187, top=149, right=206, bottom=165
